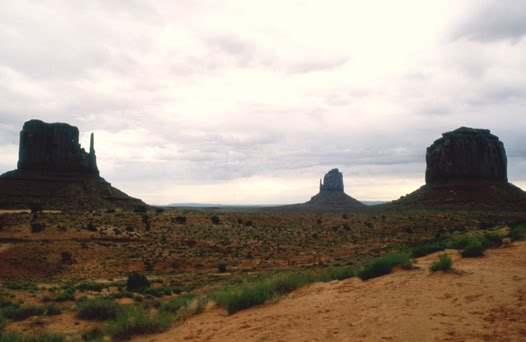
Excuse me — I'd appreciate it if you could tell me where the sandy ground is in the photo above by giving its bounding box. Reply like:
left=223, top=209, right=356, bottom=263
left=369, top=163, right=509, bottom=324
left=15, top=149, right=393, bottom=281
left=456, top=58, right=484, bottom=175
left=135, top=242, right=526, bottom=342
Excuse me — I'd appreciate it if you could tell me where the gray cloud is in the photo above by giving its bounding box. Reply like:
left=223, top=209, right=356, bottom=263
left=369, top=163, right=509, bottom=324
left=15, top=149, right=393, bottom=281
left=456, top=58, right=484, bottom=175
left=453, top=0, right=526, bottom=42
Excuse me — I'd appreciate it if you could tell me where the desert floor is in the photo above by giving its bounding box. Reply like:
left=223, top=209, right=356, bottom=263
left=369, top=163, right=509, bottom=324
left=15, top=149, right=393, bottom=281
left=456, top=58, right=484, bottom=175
left=135, top=242, right=526, bottom=342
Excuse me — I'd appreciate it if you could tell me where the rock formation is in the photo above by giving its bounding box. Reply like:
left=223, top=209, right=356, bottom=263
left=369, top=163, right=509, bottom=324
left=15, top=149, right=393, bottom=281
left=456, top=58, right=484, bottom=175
left=266, top=168, right=365, bottom=212
left=394, top=127, right=526, bottom=209
left=425, top=127, right=507, bottom=184
left=319, top=168, right=345, bottom=192
left=0, top=119, right=146, bottom=210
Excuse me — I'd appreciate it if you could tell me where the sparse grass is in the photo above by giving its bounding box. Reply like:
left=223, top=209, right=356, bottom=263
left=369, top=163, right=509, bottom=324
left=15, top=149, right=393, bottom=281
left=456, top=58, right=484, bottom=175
left=76, top=298, right=121, bottom=321
left=158, top=294, right=195, bottom=315
left=55, top=288, right=75, bottom=302
left=319, top=267, right=355, bottom=282
left=211, top=273, right=315, bottom=315
left=446, top=236, right=470, bottom=250
left=77, top=282, right=105, bottom=292
left=482, top=231, right=503, bottom=247
left=107, top=306, right=172, bottom=340
left=358, top=252, right=413, bottom=281
left=411, top=241, right=447, bottom=257
left=0, top=332, right=65, bottom=342
left=429, top=253, right=453, bottom=272
left=2, top=304, right=45, bottom=321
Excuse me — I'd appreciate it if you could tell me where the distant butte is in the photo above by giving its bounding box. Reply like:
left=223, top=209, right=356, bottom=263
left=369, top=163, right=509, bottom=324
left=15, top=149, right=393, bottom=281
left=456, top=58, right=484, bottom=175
left=0, top=119, right=146, bottom=210
left=266, top=168, right=365, bottom=212
left=394, top=127, right=526, bottom=209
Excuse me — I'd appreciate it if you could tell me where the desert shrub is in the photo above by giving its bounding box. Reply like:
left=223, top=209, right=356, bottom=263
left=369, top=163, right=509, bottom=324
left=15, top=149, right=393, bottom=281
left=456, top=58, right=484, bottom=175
left=107, top=306, right=172, bottom=340
left=30, top=223, right=45, bottom=233
left=77, top=282, right=104, bottom=292
left=217, top=263, right=227, bottom=273
left=447, top=236, right=470, bottom=250
left=81, top=326, right=105, bottom=341
left=126, top=272, right=149, bottom=292
left=44, top=304, right=62, bottom=316
left=86, top=223, right=97, bottom=232
left=60, top=251, right=73, bottom=264
left=460, top=237, right=486, bottom=258
left=77, top=298, right=120, bottom=321
left=143, top=286, right=173, bottom=298
left=482, top=231, right=503, bottom=247
left=0, top=315, right=5, bottom=334
left=0, top=332, right=66, bottom=342
left=429, top=253, right=453, bottom=272
left=55, top=288, right=75, bottom=302
left=411, top=241, right=447, bottom=257
left=155, top=208, right=164, bottom=214
left=174, top=216, right=187, bottom=224
left=319, top=267, right=355, bottom=282
left=212, top=273, right=315, bottom=315
left=159, top=294, right=195, bottom=315
left=358, top=252, right=413, bottom=281
left=3, top=305, right=45, bottom=321
left=509, top=224, right=526, bottom=241
left=4, top=282, right=37, bottom=291
left=211, top=216, right=220, bottom=225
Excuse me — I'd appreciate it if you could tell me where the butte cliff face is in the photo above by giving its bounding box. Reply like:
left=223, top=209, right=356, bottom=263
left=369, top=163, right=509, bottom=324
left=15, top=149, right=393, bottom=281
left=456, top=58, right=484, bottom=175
left=17, top=120, right=99, bottom=175
left=319, top=168, right=345, bottom=192
left=395, top=127, right=526, bottom=209
left=425, top=127, right=507, bottom=184
left=0, top=119, right=146, bottom=210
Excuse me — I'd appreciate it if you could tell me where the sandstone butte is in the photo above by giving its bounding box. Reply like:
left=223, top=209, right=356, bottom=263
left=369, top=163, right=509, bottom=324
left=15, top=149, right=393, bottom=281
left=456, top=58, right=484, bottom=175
left=394, top=127, right=526, bottom=209
left=265, top=168, right=365, bottom=212
left=0, top=119, right=146, bottom=210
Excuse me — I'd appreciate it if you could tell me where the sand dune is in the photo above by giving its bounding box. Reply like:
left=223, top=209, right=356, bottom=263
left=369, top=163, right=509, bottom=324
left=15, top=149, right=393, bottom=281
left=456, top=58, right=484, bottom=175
left=135, top=242, right=526, bottom=342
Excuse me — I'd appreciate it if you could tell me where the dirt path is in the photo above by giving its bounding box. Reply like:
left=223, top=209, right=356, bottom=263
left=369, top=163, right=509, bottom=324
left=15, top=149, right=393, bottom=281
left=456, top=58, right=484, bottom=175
left=135, top=242, right=526, bottom=342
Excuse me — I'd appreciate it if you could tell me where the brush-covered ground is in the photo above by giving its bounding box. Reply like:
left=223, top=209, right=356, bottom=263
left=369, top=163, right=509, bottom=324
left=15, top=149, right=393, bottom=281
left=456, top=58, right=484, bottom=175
left=0, top=207, right=525, bottom=341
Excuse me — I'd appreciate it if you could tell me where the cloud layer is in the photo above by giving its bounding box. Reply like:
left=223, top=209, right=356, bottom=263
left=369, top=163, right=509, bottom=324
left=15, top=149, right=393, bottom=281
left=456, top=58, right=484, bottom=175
left=1, top=0, right=525, bottom=204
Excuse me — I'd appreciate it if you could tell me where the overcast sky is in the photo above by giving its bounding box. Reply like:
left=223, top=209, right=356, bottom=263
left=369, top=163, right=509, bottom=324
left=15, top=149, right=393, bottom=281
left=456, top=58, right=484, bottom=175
left=1, top=0, right=525, bottom=205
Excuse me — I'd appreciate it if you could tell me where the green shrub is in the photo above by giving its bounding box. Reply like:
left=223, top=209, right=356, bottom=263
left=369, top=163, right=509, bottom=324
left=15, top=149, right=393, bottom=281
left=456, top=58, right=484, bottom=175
left=159, top=294, right=195, bottom=315
left=508, top=224, right=526, bottom=241
left=81, top=327, right=105, bottom=342
left=3, top=305, right=45, bottom=321
left=319, top=267, right=355, bottom=282
left=429, top=253, right=453, bottom=272
left=107, top=307, right=172, bottom=340
left=44, top=304, right=61, bottom=316
left=0, top=332, right=66, bottom=342
left=411, top=241, right=447, bottom=257
left=461, top=237, right=486, bottom=257
left=0, top=315, right=5, bottom=333
left=77, top=282, right=104, bottom=292
left=447, top=236, right=469, bottom=250
left=126, top=272, right=149, bottom=292
left=482, top=232, right=503, bottom=247
left=212, top=273, right=315, bottom=315
left=55, top=288, right=75, bottom=302
left=77, top=298, right=120, bottom=321
left=358, top=252, right=413, bottom=281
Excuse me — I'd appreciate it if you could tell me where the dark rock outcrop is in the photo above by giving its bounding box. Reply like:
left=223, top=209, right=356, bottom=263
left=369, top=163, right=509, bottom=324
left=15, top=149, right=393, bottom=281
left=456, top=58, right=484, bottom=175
left=0, top=120, right=146, bottom=210
left=393, top=127, right=526, bottom=210
left=425, top=127, right=507, bottom=184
